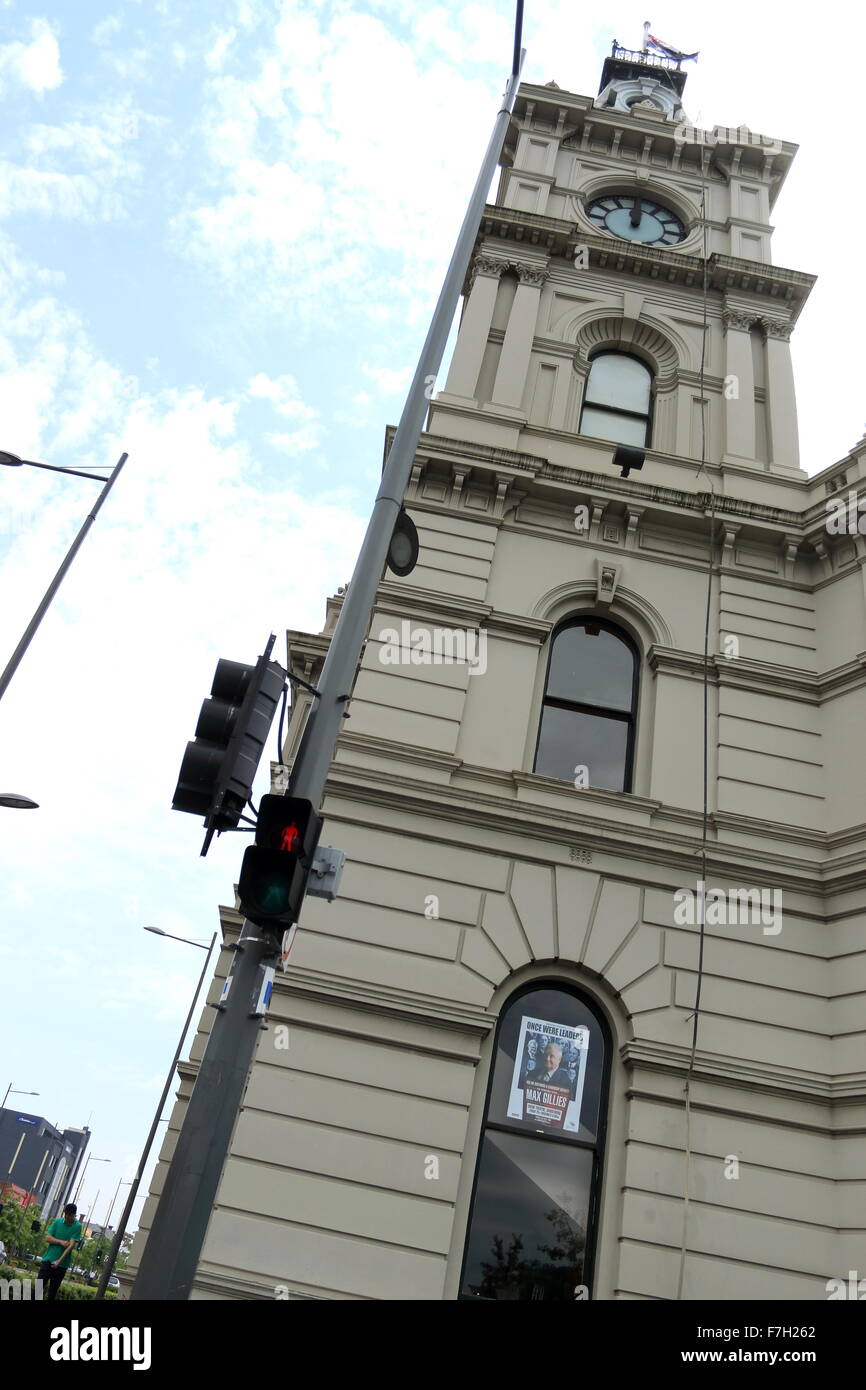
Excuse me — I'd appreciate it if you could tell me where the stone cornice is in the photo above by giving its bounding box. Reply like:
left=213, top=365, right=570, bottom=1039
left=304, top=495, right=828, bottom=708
left=482, top=612, right=552, bottom=644
left=623, top=1042, right=865, bottom=1107
left=509, top=82, right=796, bottom=159
left=647, top=646, right=719, bottom=683
left=474, top=205, right=815, bottom=320
left=650, top=646, right=866, bottom=701
left=286, top=630, right=329, bottom=681
left=410, top=439, right=866, bottom=580
left=399, top=427, right=812, bottom=532
left=272, top=965, right=496, bottom=1043
left=321, top=762, right=841, bottom=886
left=374, top=586, right=492, bottom=629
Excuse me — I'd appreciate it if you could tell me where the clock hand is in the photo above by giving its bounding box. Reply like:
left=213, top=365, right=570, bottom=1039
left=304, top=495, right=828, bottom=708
left=630, top=197, right=642, bottom=228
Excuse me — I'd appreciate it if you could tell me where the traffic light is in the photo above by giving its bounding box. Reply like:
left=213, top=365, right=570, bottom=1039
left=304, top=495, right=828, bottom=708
left=238, top=794, right=322, bottom=929
left=173, top=634, right=286, bottom=855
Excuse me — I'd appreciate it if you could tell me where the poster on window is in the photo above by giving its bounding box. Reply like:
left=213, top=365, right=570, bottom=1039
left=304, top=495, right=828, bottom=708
left=507, top=1016, right=590, bottom=1133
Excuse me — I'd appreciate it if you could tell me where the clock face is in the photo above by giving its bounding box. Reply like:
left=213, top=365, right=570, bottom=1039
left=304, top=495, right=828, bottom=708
left=586, top=194, right=685, bottom=246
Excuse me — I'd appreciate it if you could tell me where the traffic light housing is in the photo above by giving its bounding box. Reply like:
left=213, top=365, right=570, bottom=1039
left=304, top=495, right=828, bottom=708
left=238, top=794, right=322, bottom=929
left=172, top=635, right=286, bottom=855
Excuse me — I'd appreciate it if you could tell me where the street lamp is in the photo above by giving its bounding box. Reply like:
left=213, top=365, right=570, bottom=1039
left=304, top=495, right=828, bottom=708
left=143, top=926, right=212, bottom=950
left=0, top=794, right=39, bottom=810
left=72, top=1154, right=110, bottom=1206
left=0, top=448, right=128, bottom=703
left=0, top=450, right=115, bottom=482
left=1, top=1083, right=39, bottom=1110
left=95, top=927, right=218, bottom=1299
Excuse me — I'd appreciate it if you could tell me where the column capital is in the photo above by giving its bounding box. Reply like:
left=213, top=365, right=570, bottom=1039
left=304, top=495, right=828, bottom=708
left=722, top=309, right=757, bottom=332
left=472, top=254, right=509, bottom=280
left=513, top=261, right=548, bottom=287
left=760, top=316, right=793, bottom=341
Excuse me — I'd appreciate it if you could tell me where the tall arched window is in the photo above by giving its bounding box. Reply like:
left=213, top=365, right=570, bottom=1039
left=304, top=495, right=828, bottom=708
left=579, top=351, right=653, bottom=446
left=534, top=617, right=638, bottom=792
left=460, top=982, right=611, bottom=1301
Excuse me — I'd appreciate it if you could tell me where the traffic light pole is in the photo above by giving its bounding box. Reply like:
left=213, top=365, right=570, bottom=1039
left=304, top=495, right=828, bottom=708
left=130, top=923, right=276, bottom=1300
left=130, top=27, right=525, bottom=1301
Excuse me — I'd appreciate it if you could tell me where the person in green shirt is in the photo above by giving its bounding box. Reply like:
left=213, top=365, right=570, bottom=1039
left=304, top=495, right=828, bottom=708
left=37, top=1203, right=83, bottom=1300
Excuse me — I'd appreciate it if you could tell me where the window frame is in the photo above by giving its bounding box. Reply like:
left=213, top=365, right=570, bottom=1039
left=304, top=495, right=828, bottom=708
left=579, top=349, right=654, bottom=447
left=458, top=978, right=613, bottom=1302
left=533, top=615, right=640, bottom=794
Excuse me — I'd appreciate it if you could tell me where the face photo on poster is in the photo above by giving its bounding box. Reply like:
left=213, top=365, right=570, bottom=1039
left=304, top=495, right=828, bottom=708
left=507, top=1015, right=590, bottom=1134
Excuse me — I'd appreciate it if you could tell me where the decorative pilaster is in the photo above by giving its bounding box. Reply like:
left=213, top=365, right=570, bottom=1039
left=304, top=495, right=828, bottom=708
left=721, top=309, right=757, bottom=464
left=490, top=261, right=548, bottom=414
left=442, top=255, right=506, bottom=401
left=760, top=316, right=801, bottom=473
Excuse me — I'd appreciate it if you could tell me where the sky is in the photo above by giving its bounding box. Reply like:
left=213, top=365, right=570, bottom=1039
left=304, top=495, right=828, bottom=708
left=0, top=0, right=863, bottom=1240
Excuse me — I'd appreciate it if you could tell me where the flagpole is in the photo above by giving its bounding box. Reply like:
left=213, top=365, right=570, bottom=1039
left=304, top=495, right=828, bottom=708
left=642, top=21, right=650, bottom=53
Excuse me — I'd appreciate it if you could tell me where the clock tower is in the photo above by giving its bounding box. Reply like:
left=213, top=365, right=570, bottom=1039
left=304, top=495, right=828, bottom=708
left=433, top=41, right=811, bottom=478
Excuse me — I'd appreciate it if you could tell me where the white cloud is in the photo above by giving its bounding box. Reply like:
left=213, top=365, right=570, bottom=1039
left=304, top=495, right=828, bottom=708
left=205, top=26, right=237, bottom=71
left=247, top=371, right=316, bottom=420
left=265, top=429, right=320, bottom=455
left=0, top=105, right=143, bottom=222
left=0, top=17, right=63, bottom=95
left=363, top=364, right=412, bottom=397
left=172, top=6, right=493, bottom=323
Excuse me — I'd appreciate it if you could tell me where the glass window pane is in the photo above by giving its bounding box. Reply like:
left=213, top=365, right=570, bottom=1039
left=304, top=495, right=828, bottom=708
left=584, top=354, right=651, bottom=412
left=579, top=405, right=647, bottom=446
left=461, top=1132, right=594, bottom=1300
left=546, top=623, right=635, bottom=711
left=486, top=987, right=606, bottom=1144
left=535, top=706, right=629, bottom=791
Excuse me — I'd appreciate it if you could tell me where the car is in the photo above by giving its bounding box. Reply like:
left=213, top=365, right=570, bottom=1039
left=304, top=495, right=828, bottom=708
left=108, top=1274, right=120, bottom=1288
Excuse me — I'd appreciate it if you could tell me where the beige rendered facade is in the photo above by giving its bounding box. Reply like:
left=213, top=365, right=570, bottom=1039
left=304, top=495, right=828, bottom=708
left=128, top=51, right=866, bottom=1300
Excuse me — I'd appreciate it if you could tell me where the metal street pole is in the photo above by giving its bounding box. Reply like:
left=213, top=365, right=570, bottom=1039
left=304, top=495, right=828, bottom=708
left=92, top=1177, right=130, bottom=1285
left=102, top=1175, right=128, bottom=1239
left=72, top=1153, right=91, bottom=1206
left=0, top=451, right=127, bottom=702
left=130, top=16, right=526, bottom=1303
left=97, top=932, right=217, bottom=1299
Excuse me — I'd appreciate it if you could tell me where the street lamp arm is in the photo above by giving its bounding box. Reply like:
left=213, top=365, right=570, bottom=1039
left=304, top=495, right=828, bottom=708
left=0, top=450, right=112, bottom=482
left=144, top=927, right=212, bottom=950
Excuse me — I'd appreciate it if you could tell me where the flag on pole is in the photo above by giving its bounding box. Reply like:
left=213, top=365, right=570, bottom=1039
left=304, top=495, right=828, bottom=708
left=647, top=33, right=699, bottom=62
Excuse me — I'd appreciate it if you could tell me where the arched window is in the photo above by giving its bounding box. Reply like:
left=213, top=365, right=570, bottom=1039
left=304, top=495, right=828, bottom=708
left=534, top=617, right=638, bottom=792
left=460, top=982, right=610, bottom=1301
left=579, top=351, right=652, bottom=446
